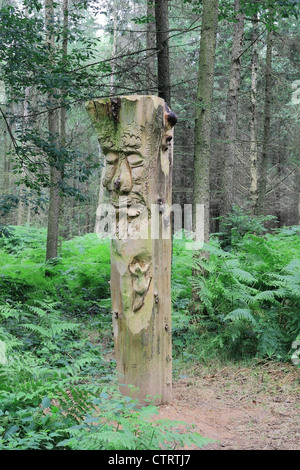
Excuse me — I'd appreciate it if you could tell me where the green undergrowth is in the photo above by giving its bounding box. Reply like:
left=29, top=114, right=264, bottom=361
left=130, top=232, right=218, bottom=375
left=0, top=223, right=299, bottom=449
left=172, top=226, right=300, bottom=366
left=0, top=226, right=111, bottom=315
left=0, top=226, right=211, bottom=450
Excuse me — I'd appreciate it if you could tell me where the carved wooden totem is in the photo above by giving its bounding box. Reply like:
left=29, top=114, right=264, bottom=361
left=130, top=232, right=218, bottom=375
left=86, top=95, right=177, bottom=404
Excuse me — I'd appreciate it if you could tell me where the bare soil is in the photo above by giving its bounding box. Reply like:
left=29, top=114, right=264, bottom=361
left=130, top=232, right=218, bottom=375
left=157, top=362, right=300, bottom=450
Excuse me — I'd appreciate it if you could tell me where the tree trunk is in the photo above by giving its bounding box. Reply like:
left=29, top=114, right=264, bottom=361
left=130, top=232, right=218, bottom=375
left=249, top=15, right=259, bottom=215
left=45, top=0, right=61, bottom=260
left=220, top=0, right=244, bottom=220
left=146, top=0, right=156, bottom=93
left=17, top=87, right=30, bottom=226
left=87, top=95, right=177, bottom=404
left=59, top=0, right=69, bottom=239
left=110, top=0, right=117, bottom=95
left=258, top=28, right=273, bottom=214
left=296, top=166, right=300, bottom=225
left=192, top=0, right=219, bottom=245
left=94, top=142, right=106, bottom=232
left=191, top=0, right=219, bottom=314
left=155, top=0, right=171, bottom=105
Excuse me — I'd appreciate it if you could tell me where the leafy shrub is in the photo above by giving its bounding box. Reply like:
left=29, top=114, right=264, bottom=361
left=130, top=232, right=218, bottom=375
left=218, top=205, right=276, bottom=250
left=188, top=228, right=300, bottom=360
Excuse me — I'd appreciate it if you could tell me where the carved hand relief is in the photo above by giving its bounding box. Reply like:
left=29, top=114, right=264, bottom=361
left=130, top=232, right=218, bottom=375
left=110, top=238, right=153, bottom=333
left=129, top=259, right=152, bottom=312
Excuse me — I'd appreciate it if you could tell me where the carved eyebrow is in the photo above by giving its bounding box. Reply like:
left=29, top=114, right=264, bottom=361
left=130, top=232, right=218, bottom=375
left=127, top=154, right=144, bottom=166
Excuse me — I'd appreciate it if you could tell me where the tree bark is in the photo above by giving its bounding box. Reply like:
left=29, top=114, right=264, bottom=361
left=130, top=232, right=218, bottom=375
left=249, top=15, right=259, bottom=215
left=45, top=0, right=61, bottom=260
left=296, top=166, right=300, bottom=225
left=94, top=142, right=106, bottom=232
left=59, top=0, right=69, bottom=239
left=146, top=0, right=156, bottom=93
left=258, top=28, right=273, bottom=214
left=17, top=86, right=30, bottom=226
left=155, top=0, right=171, bottom=105
left=193, top=0, right=219, bottom=245
left=110, top=0, right=117, bottom=95
left=220, top=0, right=244, bottom=220
left=191, top=0, right=219, bottom=314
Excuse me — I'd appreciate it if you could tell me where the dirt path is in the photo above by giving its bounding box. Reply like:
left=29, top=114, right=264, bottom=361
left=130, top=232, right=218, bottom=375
left=157, top=362, right=300, bottom=450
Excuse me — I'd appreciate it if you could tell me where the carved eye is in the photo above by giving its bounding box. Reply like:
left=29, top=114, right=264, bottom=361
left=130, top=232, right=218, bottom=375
left=105, top=152, right=118, bottom=165
left=131, top=167, right=143, bottom=185
left=127, top=154, right=144, bottom=168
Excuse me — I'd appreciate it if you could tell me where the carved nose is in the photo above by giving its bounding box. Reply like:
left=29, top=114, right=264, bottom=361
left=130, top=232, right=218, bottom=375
left=114, top=177, right=121, bottom=190
left=113, top=160, right=132, bottom=193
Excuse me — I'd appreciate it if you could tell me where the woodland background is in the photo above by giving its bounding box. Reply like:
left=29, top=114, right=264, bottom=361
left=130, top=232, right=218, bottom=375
left=1, top=0, right=299, bottom=241
left=0, top=0, right=299, bottom=451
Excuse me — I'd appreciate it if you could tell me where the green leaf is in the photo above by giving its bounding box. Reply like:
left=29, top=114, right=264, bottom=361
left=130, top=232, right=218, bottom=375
left=41, top=396, right=51, bottom=408
left=225, top=308, right=257, bottom=325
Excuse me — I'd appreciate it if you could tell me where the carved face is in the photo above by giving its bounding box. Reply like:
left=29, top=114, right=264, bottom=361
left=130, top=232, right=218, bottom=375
left=103, top=150, right=146, bottom=210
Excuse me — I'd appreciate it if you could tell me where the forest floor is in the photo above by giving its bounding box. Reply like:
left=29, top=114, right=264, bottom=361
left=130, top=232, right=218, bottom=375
left=156, top=362, right=300, bottom=450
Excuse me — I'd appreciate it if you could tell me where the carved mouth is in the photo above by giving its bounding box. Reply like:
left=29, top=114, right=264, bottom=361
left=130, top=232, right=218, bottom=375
left=111, top=193, right=146, bottom=210
left=115, top=205, right=147, bottom=221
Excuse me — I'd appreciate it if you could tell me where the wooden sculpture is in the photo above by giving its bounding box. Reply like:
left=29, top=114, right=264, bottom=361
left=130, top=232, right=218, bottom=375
left=86, top=95, right=177, bottom=404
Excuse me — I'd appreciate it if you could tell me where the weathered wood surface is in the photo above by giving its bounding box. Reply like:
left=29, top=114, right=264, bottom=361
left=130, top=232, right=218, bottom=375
left=86, top=95, right=177, bottom=404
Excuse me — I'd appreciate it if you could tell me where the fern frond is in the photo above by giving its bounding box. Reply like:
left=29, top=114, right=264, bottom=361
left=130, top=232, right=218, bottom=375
left=22, top=323, right=52, bottom=338
left=0, top=305, right=19, bottom=319
left=225, top=308, right=257, bottom=325
left=253, top=290, right=276, bottom=302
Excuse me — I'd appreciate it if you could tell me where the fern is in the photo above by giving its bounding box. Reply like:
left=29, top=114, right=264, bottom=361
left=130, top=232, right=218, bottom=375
left=189, top=227, right=300, bottom=360
left=225, top=308, right=257, bottom=325
left=0, top=305, right=19, bottom=319
left=57, top=393, right=213, bottom=451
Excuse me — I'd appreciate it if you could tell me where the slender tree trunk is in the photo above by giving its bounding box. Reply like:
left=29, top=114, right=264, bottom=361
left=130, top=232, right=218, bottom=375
left=17, top=86, right=30, bottom=226
left=3, top=127, right=9, bottom=194
left=249, top=15, right=259, bottom=215
left=155, top=0, right=171, bottom=105
left=110, top=0, right=117, bottom=95
left=2, top=85, right=10, bottom=206
left=60, top=0, right=68, bottom=144
left=59, top=0, right=69, bottom=239
left=192, top=0, right=219, bottom=245
left=258, top=28, right=273, bottom=214
left=94, top=142, right=106, bottom=232
left=191, top=0, right=219, bottom=313
left=296, top=166, right=300, bottom=225
left=45, top=0, right=61, bottom=260
left=220, top=0, right=244, bottom=220
left=17, top=9, right=30, bottom=226
left=146, top=0, right=156, bottom=93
